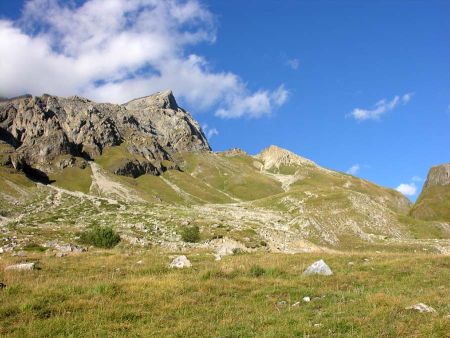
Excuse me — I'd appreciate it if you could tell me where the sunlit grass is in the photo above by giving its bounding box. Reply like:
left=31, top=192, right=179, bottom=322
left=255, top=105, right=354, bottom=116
left=0, top=250, right=448, bottom=337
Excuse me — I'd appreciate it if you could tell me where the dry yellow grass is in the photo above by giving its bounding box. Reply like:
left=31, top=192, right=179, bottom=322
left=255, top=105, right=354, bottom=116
left=0, top=250, right=449, bottom=337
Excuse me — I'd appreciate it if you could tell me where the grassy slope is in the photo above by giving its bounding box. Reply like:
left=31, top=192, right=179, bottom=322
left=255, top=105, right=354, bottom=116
left=0, top=250, right=448, bottom=337
left=411, top=185, right=450, bottom=222
left=290, top=168, right=410, bottom=215
left=0, top=167, right=36, bottom=217
left=95, top=144, right=148, bottom=173
left=49, top=166, right=93, bottom=194
left=254, top=165, right=450, bottom=243
left=182, top=152, right=283, bottom=201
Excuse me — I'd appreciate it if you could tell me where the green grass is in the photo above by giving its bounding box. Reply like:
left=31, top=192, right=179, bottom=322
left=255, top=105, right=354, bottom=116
left=182, top=152, right=283, bottom=201
left=411, top=185, right=450, bottom=222
left=95, top=144, right=148, bottom=174
left=162, top=170, right=233, bottom=204
left=0, top=250, right=448, bottom=337
left=49, top=166, right=92, bottom=193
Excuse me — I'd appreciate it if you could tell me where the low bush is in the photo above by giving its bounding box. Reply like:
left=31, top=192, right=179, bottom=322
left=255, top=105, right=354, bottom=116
left=249, top=265, right=266, bottom=277
left=180, top=225, right=200, bottom=243
left=23, top=243, right=47, bottom=252
left=79, top=226, right=121, bottom=248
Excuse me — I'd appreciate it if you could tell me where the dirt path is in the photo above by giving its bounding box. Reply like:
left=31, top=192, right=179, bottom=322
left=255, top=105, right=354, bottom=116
left=89, top=163, right=145, bottom=203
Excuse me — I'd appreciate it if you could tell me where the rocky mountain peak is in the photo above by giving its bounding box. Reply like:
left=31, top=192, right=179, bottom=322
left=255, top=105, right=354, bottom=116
left=255, top=145, right=316, bottom=171
left=125, top=90, right=178, bottom=110
left=0, top=91, right=210, bottom=180
left=423, top=163, right=450, bottom=188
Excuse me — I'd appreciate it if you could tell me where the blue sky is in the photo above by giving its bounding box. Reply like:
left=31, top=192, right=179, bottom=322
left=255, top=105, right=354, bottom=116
left=0, top=0, right=449, bottom=199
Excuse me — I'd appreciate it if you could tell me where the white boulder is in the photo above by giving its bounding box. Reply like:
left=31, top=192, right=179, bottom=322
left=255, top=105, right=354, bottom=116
left=213, top=238, right=246, bottom=261
left=406, top=303, right=436, bottom=313
left=5, top=262, right=36, bottom=271
left=169, top=255, right=192, bottom=269
left=302, top=259, right=333, bottom=276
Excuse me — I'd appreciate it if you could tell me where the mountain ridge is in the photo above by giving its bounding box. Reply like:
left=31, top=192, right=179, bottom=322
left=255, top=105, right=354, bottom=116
left=0, top=91, right=210, bottom=180
left=0, top=91, right=449, bottom=254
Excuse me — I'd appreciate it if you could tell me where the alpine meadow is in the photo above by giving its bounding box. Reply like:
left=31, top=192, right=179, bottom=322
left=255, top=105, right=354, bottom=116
left=0, top=1, right=449, bottom=337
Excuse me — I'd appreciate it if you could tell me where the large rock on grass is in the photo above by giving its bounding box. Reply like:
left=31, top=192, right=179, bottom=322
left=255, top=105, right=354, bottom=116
left=302, top=259, right=333, bottom=276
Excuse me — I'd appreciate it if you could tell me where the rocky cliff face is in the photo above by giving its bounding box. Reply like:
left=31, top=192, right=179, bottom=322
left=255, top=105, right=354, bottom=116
left=0, top=91, right=210, bottom=178
left=423, top=163, right=450, bottom=188
left=411, top=163, right=450, bottom=221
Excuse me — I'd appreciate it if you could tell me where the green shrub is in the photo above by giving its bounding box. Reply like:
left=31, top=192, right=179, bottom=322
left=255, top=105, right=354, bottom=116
left=249, top=265, right=266, bottom=277
left=79, top=226, right=121, bottom=248
left=23, top=242, right=47, bottom=252
left=180, top=225, right=200, bottom=243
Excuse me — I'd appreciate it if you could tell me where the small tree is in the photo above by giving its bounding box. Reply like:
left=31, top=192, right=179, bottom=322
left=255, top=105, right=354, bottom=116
left=180, top=225, right=200, bottom=243
left=79, top=226, right=121, bottom=248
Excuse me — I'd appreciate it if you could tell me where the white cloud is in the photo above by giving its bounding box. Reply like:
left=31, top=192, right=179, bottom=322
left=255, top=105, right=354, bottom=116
left=216, top=85, right=288, bottom=118
left=202, top=124, right=219, bottom=139
left=411, top=176, right=423, bottom=182
left=349, top=93, right=414, bottom=121
left=0, top=0, right=287, bottom=118
left=286, top=58, right=299, bottom=70
left=396, top=183, right=417, bottom=197
left=346, top=164, right=360, bottom=175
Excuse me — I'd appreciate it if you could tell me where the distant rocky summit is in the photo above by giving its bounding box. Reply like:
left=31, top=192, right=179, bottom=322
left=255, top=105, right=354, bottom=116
left=255, top=145, right=316, bottom=173
left=0, top=91, right=210, bottom=179
left=411, top=163, right=450, bottom=221
left=423, top=163, right=450, bottom=188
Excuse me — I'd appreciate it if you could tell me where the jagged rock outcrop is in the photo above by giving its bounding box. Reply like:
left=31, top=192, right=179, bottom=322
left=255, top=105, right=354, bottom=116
left=0, top=90, right=210, bottom=178
left=255, top=145, right=316, bottom=173
left=423, top=163, right=450, bottom=188
left=411, top=163, right=450, bottom=221
left=221, top=148, right=248, bottom=157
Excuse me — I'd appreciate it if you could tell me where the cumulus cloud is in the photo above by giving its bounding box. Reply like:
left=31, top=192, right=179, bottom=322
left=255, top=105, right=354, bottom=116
left=346, top=164, right=360, bottom=175
left=396, top=183, right=417, bottom=197
left=202, top=124, right=219, bottom=139
left=286, top=58, right=299, bottom=70
left=0, top=0, right=288, bottom=118
left=216, top=85, right=288, bottom=118
left=349, top=93, right=414, bottom=121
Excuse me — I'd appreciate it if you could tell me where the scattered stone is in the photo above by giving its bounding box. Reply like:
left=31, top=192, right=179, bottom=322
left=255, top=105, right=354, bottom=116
left=314, top=324, right=322, bottom=328
left=277, top=301, right=288, bottom=309
left=213, top=238, right=246, bottom=261
left=169, top=255, right=192, bottom=269
left=348, top=261, right=354, bottom=266
left=302, top=259, right=333, bottom=276
left=0, top=282, right=6, bottom=289
left=56, top=244, right=86, bottom=253
left=55, top=252, right=67, bottom=258
left=0, top=247, right=3, bottom=254
left=406, top=303, right=436, bottom=313
left=303, top=296, right=311, bottom=302
left=136, top=260, right=143, bottom=264
left=5, top=262, right=36, bottom=271
left=292, top=301, right=300, bottom=307
left=12, top=251, right=26, bottom=257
